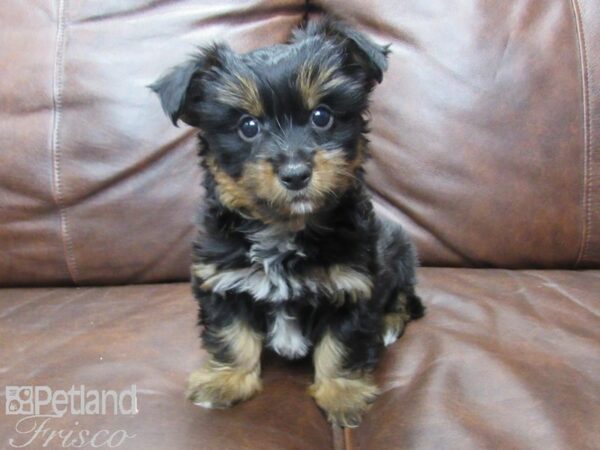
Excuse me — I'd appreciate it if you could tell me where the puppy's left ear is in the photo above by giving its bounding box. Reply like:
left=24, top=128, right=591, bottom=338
left=149, top=44, right=229, bottom=126
left=302, top=16, right=390, bottom=84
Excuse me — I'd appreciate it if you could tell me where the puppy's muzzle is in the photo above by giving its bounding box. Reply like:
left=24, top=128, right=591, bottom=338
left=278, top=162, right=312, bottom=191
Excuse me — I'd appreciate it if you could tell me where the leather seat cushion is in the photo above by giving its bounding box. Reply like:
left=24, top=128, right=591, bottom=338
left=2, top=268, right=599, bottom=449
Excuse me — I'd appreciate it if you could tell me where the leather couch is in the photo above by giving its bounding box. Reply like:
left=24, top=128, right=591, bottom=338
left=1, top=1, right=599, bottom=449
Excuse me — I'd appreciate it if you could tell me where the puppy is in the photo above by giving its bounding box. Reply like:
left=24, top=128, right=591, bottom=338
left=151, top=16, right=424, bottom=428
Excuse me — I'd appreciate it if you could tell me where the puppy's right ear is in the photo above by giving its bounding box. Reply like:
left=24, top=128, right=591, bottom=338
left=294, top=16, right=390, bottom=85
left=149, top=44, right=228, bottom=126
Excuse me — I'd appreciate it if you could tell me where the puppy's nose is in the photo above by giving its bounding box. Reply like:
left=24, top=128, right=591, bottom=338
left=278, top=163, right=312, bottom=191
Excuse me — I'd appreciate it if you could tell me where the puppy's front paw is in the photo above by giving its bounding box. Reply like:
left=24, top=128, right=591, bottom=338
left=186, top=366, right=262, bottom=409
left=309, top=376, right=379, bottom=428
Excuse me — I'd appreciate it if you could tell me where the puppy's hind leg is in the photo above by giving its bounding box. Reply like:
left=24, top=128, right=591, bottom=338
left=382, top=287, right=425, bottom=347
left=376, top=217, right=425, bottom=347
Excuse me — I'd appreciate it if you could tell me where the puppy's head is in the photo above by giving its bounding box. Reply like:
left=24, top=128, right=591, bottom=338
left=151, top=17, right=389, bottom=223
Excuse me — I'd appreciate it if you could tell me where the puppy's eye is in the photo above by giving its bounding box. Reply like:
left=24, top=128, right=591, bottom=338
left=238, top=116, right=261, bottom=141
left=311, top=106, right=333, bottom=130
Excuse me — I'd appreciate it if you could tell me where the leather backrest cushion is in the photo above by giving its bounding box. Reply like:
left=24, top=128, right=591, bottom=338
left=0, top=0, right=598, bottom=286
left=0, top=0, right=305, bottom=285
left=312, top=0, right=600, bottom=269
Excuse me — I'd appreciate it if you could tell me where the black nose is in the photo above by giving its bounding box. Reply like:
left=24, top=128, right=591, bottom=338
left=278, top=164, right=312, bottom=191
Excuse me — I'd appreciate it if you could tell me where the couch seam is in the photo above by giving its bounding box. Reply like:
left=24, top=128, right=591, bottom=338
left=570, top=0, right=592, bottom=268
left=344, top=428, right=354, bottom=450
left=51, top=0, right=79, bottom=283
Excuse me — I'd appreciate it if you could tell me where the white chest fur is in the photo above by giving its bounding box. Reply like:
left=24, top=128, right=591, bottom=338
left=266, top=309, right=310, bottom=359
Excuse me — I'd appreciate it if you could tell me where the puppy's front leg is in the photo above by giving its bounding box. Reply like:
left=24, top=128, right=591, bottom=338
left=309, top=323, right=381, bottom=428
left=187, top=317, right=263, bottom=409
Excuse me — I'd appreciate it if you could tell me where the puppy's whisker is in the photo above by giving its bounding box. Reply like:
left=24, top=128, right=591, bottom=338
left=275, top=116, right=284, bottom=135
left=339, top=170, right=360, bottom=181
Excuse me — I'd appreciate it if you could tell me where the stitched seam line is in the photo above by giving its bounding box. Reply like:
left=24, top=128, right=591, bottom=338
left=51, top=0, right=79, bottom=283
left=571, top=0, right=592, bottom=267
left=343, top=428, right=353, bottom=450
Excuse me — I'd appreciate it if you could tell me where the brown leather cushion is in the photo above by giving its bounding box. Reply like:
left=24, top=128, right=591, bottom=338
left=346, top=268, right=600, bottom=449
left=1, top=1, right=599, bottom=286
left=0, top=283, right=333, bottom=449
left=312, top=0, right=600, bottom=269
left=2, top=269, right=599, bottom=449
left=0, top=1, right=306, bottom=286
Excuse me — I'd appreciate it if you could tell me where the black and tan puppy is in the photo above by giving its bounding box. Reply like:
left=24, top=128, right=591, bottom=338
left=151, top=16, right=424, bottom=428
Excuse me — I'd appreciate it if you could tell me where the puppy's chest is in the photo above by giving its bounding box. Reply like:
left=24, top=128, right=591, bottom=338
left=246, top=227, right=371, bottom=303
left=246, top=228, right=312, bottom=300
left=248, top=231, right=311, bottom=359
left=249, top=228, right=308, bottom=274
left=195, top=226, right=372, bottom=303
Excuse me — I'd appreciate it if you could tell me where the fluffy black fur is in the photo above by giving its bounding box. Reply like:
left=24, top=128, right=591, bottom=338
left=152, top=16, right=424, bottom=427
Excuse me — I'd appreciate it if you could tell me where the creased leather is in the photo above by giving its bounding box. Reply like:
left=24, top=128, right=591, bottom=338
left=1, top=269, right=598, bottom=449
left=0, top=282, right=332, bottom=450
left=312, top=0, right=594, bottom=269
left=0, top=0, right=306, bottom=286
left=345, top=268, right=600, bottom=450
